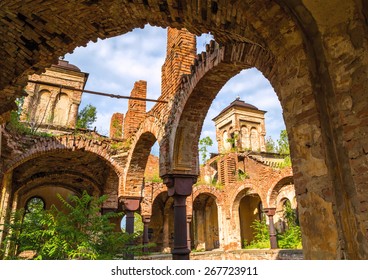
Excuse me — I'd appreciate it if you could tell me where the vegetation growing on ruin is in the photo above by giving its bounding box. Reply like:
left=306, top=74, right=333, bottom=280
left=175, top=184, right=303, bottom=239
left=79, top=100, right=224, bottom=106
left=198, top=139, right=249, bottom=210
left=7, top=97, right=53, bottom=137
left=199, top=136, right=213, bottom=163
left=244, top=201, right=302, bottom=250
left=244, top=218, right=270, bottom=249
left=277, top=201, right=302, bottom=249
left=0, top=192, right=147, bottom=260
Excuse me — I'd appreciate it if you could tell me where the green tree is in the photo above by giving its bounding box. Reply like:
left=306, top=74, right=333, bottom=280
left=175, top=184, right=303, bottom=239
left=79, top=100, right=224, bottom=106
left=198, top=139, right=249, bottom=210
left=277, top=201, right=302, bottom=249
left=1, top=192, right=143, bottom=260
left=76, top=104, right=97, bottom=129
left=276, top=130, right=292, bottom=167
left=277, top=130, right=290, bottom=155
left=266, top=136, right=276, bottom=153
left=244, top=218, right=270, bottom=249
left=199, top=136, right=213, bottom=163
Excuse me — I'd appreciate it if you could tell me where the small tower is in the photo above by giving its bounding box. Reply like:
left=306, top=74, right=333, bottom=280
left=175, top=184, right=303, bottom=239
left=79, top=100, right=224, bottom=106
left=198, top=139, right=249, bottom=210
left=212, top=97, right=267, bottom=153
left=21, top=59, right=89, bottom=134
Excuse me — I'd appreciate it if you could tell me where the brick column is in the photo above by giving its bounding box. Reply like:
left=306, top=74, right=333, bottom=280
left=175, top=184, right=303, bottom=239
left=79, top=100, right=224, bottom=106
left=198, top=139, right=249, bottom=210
left=121, top=197, right=141, bottom=259
left=187, top=215, right=192, bottom=251
left=142, top=215, right=151, bottom=253
left=264, top=208, right=278, bottom=249
left=163, top=174, right=197, bottom=260
left=0, top=172, right=12, bottom=246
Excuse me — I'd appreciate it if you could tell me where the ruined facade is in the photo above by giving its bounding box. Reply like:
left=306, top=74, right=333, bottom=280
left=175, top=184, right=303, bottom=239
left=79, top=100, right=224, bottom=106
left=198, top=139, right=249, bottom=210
left=0, top=1, right=368, bottom=260
left=21, top=60, right=88, bottom=134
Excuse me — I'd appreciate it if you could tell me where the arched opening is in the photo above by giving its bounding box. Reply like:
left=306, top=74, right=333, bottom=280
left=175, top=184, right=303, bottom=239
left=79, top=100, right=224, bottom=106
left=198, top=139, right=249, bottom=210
left=53, top=92, right=70, bottom=126
left=123, top=130, right=159, bottom=198
left=240, top=126, right=250, bottom=151
left=0, top=1, right=365, bottom=259
left=9, top=148, right=120, bottom=215
left=120, top=212, right=143, bottom=233
left=239, top=194, right=263, bottom=248
left=33, top=89, right=53, bottom=125
left=192, top=193, right=219, bottom=251
left=275, top=198, right=291, bottom=234
left=147, top=191, right=174, bottom=253
left=250, top=127, right=259, bottom=151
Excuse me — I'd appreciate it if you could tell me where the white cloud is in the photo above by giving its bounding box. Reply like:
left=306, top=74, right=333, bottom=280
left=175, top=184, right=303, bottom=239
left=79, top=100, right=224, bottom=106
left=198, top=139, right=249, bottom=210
left=65, top=25, right=285, bottom=151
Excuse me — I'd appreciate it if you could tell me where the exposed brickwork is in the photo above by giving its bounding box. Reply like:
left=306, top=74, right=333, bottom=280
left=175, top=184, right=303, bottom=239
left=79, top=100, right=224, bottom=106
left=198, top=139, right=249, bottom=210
left=161, top=28, right=196, bottom=102
left=2, top=131, right=123, bottom=176
left=144, top=154, right=160, bottom=182
left=123, top=80, right=147, bottom=140
left=0, top=1, right=367, bottom=259
left=137, top=154, right=294, bottom=251
left=110, top=113, right=124, bottom=139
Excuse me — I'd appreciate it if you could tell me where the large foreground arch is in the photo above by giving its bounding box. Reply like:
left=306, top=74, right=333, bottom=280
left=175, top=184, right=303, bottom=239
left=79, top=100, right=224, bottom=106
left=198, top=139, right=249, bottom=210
left=0, top=1, right=367, bottom=259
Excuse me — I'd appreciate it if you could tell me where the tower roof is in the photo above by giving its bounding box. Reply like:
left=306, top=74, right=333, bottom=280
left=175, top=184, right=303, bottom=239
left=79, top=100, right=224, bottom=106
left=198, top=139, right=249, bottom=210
left=53, top=59, right=81, bottom=72
left=212, top=97, right=266, bottom=121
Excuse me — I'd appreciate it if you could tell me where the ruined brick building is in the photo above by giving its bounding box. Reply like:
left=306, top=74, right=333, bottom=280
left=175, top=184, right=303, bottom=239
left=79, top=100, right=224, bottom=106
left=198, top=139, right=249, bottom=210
left=0, top=1, right=367, bottom=260
left=0, top=28, right=295, bottom=259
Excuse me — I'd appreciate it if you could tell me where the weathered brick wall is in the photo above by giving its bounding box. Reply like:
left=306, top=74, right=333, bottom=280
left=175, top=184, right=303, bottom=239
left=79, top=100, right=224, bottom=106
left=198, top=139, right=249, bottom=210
left=110, top=113, right=124, bottom=139
left=0, top=0, right=367, bottom=259
left=161, top=28, right=196, bottom=103
left=21, top=60, right=87, bottom=130
left=144, top=154, right=160, bottom=182
left=122, top=80, right=147, bottom=140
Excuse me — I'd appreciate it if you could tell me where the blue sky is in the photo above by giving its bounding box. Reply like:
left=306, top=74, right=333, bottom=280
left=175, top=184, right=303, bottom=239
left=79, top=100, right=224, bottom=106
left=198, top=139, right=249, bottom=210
left=64, top=25, right=285, bottom=156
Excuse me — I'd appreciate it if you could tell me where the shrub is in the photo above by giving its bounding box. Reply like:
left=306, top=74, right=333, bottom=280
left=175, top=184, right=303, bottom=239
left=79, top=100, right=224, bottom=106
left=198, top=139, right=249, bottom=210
left=1, top=191, right=145, bottom=260
left=244, top=219, right=270, bottom=249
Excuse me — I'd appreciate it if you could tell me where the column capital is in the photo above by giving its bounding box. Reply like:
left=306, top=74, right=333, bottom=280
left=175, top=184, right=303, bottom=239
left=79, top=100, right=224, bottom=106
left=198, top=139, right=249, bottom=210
left=162, top=174, right=197, bottom=197
left=263, top=207, right=276, bottom=216
left=120, top=196, right=141, bottom=211
left=142, top=215, right=151, bottom=223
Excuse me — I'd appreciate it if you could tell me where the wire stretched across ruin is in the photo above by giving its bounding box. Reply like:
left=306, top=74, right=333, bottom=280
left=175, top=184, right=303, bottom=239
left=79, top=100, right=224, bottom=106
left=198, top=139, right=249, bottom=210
left=28, top=80, right=168, bottom=103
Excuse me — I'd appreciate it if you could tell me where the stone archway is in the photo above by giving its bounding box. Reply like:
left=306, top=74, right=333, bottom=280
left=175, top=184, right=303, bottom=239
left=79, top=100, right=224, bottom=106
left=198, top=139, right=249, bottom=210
left=192, top=193, right=219, bottom=251
left=0, top=1, right=367, bottom=259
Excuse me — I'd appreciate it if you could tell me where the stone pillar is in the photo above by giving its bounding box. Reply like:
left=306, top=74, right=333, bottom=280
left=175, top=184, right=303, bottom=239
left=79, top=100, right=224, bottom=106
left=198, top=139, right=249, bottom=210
left=121, top=197, right=141, bottom=259
left=162, top=211, right=170, bottom=252
left=195, top=210, right=206, bottom=250
left=68, top=102, right=79, bottom=128
left=110, top=113, right=124, bottom=139
left=163, top=174, right=197, bottom=260
left=0, top=172, right=13, bottom=245
left=142, top=215, right=151, bottom=253
left=264, top=208, right=278, bottom=249
left=125, top=211, right=135, bottom=234
left=186, top=215, right=192, bottom=251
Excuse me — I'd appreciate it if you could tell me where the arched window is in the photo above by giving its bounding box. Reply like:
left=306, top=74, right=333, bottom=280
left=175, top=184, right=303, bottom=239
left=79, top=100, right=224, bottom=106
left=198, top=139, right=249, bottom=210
left=23, top=196, right=45, bottom=224
left=53, top=93, right=70, bottom=126
left=34, top=90, right=52, bottom=124
left=222, top=130, right=232, bottom=151
left=250, top=128, right=259, bottom=151
left=241, top=126, right=250, bottom=150
left=25, top=196, right=45, bottom=213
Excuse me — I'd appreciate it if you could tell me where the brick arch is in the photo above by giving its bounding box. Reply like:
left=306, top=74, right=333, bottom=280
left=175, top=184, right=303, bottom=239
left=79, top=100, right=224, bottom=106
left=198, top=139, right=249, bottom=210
left=14, top=171, right=101, bottom=194
left=192, top=185, right=223, bottom=206
left=15, top=181, right=98, bottom=201
left=123, top=133, right=157, bottom=198
left=1, top=1, right=366, bottom=260
left=140, top=183, right=167, bottom=216
left=0, top=0, right=293, bottom=114
left=122, top=115, right=163, bottom=197
left=160, top=41, right=277, bottom=175
left=4, top=134, right=124, bottom=176
left=230, top=184, right=265, bottom=217
left=267, top=176, right=294, bottom=208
